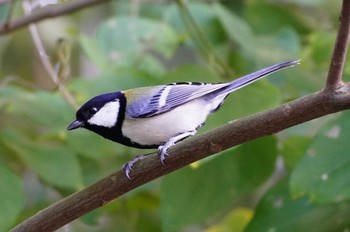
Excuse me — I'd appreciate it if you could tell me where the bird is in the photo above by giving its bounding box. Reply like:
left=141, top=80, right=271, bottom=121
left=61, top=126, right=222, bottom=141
left=67, top=59, right=299, bottom=179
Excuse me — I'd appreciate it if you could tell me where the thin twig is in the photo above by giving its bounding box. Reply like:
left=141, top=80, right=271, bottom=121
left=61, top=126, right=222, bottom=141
left=0, top=0, right=111, bottom=35
left=22, top=1, right=58, bottom=83
left=325, top=0, right=350, bottom=91
left=22, top=0, right=78, bottom=110
left=0, top=75, right=40, bottom=90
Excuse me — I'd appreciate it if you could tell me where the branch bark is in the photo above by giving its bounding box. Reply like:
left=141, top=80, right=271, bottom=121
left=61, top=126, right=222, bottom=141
left=8, top=0, right=350, bottom=231
left=0, top=0, right=111, bottom=35
left=325, top=0, right=350, bottom=90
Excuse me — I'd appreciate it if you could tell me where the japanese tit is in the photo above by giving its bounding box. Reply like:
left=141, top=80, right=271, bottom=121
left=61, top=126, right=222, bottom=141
left=67, top=60, right=299, bottom=178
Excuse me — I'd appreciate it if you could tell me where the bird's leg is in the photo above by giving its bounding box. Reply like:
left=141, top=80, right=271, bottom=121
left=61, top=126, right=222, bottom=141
left=122, top=130, right=197, bottom=179
left=158, top=130, right=197, bottom=165
left=122, top=152, right=153, bottom=180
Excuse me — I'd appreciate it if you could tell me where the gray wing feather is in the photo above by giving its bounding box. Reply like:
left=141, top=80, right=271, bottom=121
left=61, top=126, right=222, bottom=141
left=164, top=83, right=228, bottom=107
left=127, top=83, right=229, bottom=118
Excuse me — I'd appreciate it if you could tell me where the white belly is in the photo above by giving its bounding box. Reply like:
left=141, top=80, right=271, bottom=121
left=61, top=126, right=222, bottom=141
left=122, top=98, right=220, bottom=146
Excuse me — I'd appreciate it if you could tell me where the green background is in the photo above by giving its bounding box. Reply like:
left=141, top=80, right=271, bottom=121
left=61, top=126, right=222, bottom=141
left=1, top=0, right=350, bottom=231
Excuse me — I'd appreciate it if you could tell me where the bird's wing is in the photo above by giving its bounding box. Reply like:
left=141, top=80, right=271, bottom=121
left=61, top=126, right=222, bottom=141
left=125, top=82, right=229, bottom=118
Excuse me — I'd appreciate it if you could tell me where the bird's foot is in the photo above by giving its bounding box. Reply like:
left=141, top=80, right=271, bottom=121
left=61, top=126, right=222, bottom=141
left=157, top=130, right=197, bottom=165
left=158, top=143, right=173, bottom=166
left=121, top=154, right=146, bottom=180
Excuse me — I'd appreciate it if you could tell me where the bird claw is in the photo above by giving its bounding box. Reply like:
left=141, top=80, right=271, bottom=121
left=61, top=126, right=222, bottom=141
left=121, top=155, right=146, bottom=180
left=158, top=143, right=173, bottom=166
left=121, top=162, right=133, bottom=180
left=158, top=130, right=196, bottom=165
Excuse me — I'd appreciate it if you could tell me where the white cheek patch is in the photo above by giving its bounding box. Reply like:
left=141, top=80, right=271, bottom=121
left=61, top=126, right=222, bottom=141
left=88, top=101, right=120, bottom=128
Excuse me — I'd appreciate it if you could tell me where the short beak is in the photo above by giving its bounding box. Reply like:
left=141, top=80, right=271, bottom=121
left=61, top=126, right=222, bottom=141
left=67, top=120, right=84, bottom=130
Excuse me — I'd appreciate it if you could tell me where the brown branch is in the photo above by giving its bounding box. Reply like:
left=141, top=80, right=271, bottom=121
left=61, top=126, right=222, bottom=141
left=325, top=0, right=350, bottom=90
left=0, top=0, right=111, bottom=35
left=10, top=85, right=350, bottom=232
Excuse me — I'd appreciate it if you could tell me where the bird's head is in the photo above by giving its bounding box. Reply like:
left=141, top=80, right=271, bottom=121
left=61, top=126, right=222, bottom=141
left=67, top=92, right=125, bottom=131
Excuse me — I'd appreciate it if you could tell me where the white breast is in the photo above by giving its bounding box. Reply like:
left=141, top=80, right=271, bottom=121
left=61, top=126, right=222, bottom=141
left=122, top=97, right=224, bottom=146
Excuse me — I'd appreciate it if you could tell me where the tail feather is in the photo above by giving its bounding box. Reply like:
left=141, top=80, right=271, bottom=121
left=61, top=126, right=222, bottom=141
left=225, top=59, right=300, bottom=94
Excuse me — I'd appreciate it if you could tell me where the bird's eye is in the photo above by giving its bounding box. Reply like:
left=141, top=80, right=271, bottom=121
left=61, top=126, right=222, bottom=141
left=89, top=107, right=98, bottom=115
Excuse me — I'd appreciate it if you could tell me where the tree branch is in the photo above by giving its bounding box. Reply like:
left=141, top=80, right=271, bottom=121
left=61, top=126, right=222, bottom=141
left=325, top=0, right=350, bottom=90
left=0, top=0, right=111, bottom=35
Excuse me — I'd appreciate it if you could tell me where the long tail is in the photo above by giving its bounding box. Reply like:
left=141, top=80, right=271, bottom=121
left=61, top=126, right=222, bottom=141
left=225, top=59, right=300, bottom=94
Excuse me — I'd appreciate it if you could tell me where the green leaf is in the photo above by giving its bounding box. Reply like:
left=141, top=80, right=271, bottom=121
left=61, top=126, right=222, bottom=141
left=165, top=64, right=221, bottom=83
left=245, top=2, right=310, bottom=35
left=293, top=0, right=326, bottom=6
left=308, top=32, right=336, bottom=68
left=229, top=80, right=281, bottom=118
left=80, top=35, right=106, bottom=69
left=281, top=136, right=312, bottom=171
left=290, top=111, right=350, bottom=203
left=0, top=86, right=24, bottom=107
left=0, top=167, right=24, bottom=232
left=281, top=116, right=336, bottom=138
left=109, top=53, right=166, bottom=78
left=97, top=16, right=178, bottom=59
left=253, top=28, right=301, bottom=63
left=84, top=15, right=178, bottom=76
left=274, top=28, right=301, bottom=55
left=214, top=3, right=254, bottom=54
left=246, top=179, right=350, bottom=232
left=205, top=208, right=253, bottom=232
left=0, top=4, right=9, bottom=22
left=4, top=90, right=72, bottom=130
left=1, top=129, right=83, bottom=190
left=161, top=137, right=277, bottom=231
left=217, top=2, right=303, bottom=64
left=164, top=3, right=226, bottom=46
left=66, top=130, right=116, bottom=160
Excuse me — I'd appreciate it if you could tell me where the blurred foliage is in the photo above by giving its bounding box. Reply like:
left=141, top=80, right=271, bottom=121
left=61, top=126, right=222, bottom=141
left=0, top=0, right=349, bottom=231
